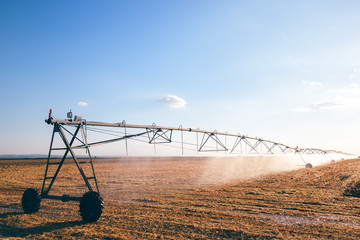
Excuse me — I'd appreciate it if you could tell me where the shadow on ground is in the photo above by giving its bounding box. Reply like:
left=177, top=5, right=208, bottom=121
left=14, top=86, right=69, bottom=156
left=0, top=218, right=84, bottom=238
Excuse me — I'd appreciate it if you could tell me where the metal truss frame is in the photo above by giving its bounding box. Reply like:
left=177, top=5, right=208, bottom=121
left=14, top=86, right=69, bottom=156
left=147, top=127, right=173, bottom=144
left=45, top=117, right=352, bottom=158
left=198, top=132, right=228, bottom=152
left=41, top=122, right=99, bottom=202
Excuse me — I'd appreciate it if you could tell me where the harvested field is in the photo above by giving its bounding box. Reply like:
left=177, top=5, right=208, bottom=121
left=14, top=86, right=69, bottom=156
left=1, top=157, right=360, bottom=239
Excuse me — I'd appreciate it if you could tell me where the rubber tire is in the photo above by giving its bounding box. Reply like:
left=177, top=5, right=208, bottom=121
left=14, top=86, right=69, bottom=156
left=22, top=188, right=41, bottom=213
left=79, top=191, right=103, bottom=222
left=305, top=163, right=313, bottom=168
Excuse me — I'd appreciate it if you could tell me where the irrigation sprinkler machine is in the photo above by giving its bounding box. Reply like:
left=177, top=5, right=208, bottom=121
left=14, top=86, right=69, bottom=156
left=21, top=109, right=353, bottom=222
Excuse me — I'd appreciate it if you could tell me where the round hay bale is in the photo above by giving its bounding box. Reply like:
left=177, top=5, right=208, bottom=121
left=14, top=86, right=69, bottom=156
left=343, top=179, right=360, bottom=198
left=305, top=163, right=312, bottom=168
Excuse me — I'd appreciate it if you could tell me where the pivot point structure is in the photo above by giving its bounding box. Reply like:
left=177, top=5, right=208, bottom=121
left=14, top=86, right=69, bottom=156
left=22, top=109, right=103, bottom=222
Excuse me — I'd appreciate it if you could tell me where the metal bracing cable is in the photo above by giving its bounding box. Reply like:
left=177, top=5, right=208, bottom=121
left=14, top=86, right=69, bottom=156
left=86, top=127, right=125, bottom=137
left=88, top=125, right=298, bottom=154
left=87, top=125, right=220, bottom=151
left=61, top=121, right=349, bottom=156
left=124, top=132, right=205, bottom=152
left=128, top=137, right=199, bottom=152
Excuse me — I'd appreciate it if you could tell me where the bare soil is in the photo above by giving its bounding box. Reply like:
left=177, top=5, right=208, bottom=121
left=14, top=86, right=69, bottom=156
left=1, top=157, right=360, bottom=239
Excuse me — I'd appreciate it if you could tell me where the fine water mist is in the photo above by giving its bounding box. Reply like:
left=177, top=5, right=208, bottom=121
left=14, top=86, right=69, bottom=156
left=197, top=155, right=302, bottom=185
left=196, top=153, right=351, bottom=186
left=99, top=154, right=351, bottom=201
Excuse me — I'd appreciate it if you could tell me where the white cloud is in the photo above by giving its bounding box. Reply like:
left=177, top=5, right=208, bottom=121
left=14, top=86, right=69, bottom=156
left=311, top=99, right=344, bottom=110
left=295, top=82, right=360, bottom=112
left=78, top=101, right=88, bottom=107
left=159, top=94, right=187, bottom=108
left=293, top=100, right=343, bottom=112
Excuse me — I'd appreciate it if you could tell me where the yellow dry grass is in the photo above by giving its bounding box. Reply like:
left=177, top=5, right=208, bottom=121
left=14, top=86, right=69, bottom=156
left=1, top=157, right=360, bottom=239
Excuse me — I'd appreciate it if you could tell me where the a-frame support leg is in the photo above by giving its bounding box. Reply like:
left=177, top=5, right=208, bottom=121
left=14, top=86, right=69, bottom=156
left=41, top=123, right=82, bottom=197
left=41, top=123, right=98, bottom=199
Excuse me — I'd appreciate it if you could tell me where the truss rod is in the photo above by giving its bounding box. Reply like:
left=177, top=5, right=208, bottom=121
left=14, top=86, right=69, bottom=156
left=48, top=119, right=280, bottom=144
left=46, top=118, right=352, bottom=156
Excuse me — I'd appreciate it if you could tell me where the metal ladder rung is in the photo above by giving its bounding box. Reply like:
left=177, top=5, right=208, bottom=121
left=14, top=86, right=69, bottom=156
left=79, top=161, right=91, bottom=164
left=48, top=162, right=62, bottom=165
left=45, top=177, right=54, bottom=180
left=50, top=148, right=66, bottom=151
left=86, top=177, right=95, bottom=180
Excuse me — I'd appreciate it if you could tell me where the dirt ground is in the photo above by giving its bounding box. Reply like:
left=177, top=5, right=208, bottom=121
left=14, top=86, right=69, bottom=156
left=1, top=157, right=360, bottom=239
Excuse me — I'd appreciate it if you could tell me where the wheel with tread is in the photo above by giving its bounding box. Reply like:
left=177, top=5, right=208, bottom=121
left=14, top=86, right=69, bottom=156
left=79, top=191, right=103, bottom=222
left=22, top=188, right=41, bottom=213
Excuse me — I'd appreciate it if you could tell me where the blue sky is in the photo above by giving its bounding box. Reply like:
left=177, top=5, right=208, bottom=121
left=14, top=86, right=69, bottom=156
left=1, top=0, right=360, bottom=156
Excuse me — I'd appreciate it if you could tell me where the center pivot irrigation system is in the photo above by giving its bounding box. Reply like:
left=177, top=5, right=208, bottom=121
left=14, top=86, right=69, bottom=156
left=21, top=110, right=353, bottom=222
